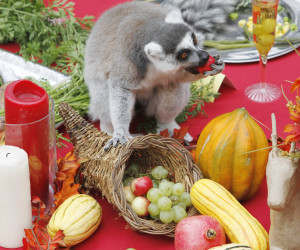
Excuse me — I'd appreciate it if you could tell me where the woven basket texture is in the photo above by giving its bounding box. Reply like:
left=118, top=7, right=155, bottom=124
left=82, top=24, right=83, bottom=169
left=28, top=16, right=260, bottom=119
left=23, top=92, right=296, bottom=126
left=58, top=102, right=203, bottom=237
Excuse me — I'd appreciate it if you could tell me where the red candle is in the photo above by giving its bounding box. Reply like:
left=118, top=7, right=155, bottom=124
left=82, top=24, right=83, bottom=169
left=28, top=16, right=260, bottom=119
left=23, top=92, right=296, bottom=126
left=4, top=80, right=50, bottom=204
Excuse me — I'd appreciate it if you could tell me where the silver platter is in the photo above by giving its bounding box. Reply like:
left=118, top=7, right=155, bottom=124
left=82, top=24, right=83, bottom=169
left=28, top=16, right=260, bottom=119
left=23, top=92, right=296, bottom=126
left=206, top=0, right=300, bottom=63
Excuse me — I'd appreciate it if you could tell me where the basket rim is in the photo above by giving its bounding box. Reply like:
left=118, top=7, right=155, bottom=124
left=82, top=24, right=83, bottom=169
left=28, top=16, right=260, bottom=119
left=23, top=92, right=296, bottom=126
left=112, top=134, right=203, bottom=237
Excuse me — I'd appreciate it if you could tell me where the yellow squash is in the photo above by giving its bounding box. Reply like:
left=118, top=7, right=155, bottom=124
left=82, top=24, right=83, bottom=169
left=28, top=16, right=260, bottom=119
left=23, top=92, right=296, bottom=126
left=191, top=179, right=269, bottom=250
left=209, top=243, right=252, bottom=249
left=47, top=194, right=102, bottom=247
left=195, top=108, right=269, bottom=200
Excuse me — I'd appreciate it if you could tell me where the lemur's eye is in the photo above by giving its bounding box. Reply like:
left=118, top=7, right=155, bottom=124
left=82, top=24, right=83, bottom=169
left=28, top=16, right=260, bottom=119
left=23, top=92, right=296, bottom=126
left=177, top=49, right=190, bottom=61
left=181, top=52, right=188, bottom=59
left=192, top=33, right=197, bottom=45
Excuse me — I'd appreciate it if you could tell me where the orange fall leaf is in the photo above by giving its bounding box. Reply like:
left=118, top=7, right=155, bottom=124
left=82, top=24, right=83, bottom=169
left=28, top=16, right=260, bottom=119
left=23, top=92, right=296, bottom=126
left=159, top=126, right=190, bottom=144
left=54, top=176, right=80, bottom=208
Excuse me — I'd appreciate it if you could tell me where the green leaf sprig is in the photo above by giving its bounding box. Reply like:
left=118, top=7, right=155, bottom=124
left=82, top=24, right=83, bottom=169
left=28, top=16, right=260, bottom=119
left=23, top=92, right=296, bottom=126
left=176, top=77, right=220, bottom=124
left=0, top=0, right=94, bottom=124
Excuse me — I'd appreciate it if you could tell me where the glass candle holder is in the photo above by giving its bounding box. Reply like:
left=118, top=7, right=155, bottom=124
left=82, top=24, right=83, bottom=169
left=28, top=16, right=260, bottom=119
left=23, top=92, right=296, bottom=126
left=0, top=97, right=57, bottom=207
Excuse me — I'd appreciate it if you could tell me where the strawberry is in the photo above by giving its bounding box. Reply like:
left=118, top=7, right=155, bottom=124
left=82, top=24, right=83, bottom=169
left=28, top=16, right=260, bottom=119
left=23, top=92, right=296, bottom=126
left=197, top=55, right=215, bottom=73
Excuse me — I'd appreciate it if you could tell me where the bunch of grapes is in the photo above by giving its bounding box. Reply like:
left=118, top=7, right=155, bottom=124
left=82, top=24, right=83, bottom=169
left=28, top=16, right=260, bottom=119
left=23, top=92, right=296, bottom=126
left=147, top=166, right=192, bottom=223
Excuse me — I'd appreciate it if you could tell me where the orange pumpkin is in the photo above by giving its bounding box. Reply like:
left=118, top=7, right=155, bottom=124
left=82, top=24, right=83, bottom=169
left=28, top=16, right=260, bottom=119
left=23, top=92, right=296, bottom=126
left=195, top=108, right=269, bottom=200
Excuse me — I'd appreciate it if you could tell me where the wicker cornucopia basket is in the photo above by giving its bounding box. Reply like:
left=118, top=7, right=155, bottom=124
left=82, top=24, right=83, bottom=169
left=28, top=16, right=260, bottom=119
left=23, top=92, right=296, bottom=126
left=58, top=103, right=203, bottom=237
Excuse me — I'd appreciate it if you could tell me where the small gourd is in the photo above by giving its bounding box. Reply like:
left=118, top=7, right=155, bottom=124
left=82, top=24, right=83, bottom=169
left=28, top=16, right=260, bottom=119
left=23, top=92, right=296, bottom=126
left=209, top=243, right=253, bottom=249
left=195, top=108, right=269, bottom=200
left=47, top=194, right=102, bottom=247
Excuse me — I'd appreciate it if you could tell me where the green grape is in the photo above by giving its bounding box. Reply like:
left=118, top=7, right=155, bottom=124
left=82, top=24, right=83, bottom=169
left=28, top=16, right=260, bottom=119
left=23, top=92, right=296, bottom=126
left=150, top=214, right=160, bottom=220
left=172, top=205, right=187, bottom=223
left=122, top=176, right=134, bottom=186
left=179, top=192, right=192, bottom=207
left=177, top=202, right=186, bottom=210
left=152, top=179, right=159, bottom=188
left=169, top=195, right=179, bottom=206
left=157, top=196, right=172, bottom=211
left=148, top=203, right=160, bottom=216
left=147, top=188, right=164, bottom=204
left=125, top=164, right=140, bottom=177
left=160, top=209, right=174, bottom=223
left=160, top=179, right=169, bottom=183
left=151, top=166, right=169, bottom=180
left=159, top=181, right=173, bottom=196
left=172, top=183, right=185, bottom=196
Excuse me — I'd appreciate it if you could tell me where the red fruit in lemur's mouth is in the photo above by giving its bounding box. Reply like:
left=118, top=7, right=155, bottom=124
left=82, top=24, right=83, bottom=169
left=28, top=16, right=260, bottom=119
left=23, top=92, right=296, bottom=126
left=197, top=55, right=215, bottom=73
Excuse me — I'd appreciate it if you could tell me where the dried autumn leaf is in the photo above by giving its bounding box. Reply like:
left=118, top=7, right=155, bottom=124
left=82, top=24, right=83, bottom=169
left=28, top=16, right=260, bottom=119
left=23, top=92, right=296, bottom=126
left=31, top=196, right=51, bottom=228
left=268, top=137, right=291, bottom=152
left=54, top=149, right=81, bottom=196
left=159, top=126, right=190, bottom=144
left=54, top=176, right=80, bottom=208
left=22, top=237, right=30, bottom=250
left=291, top=77, right=300, bottom=93
left=24, top=225, right=65, bottom=250
left=49, top=229, right=65, bottom=246
left=172, top=126, right=189, bottom=142
left=284, top=123, right=300, bottom=134
left=288, top=107, right=300, bottom=123
left=285, top=133, right=300, bottom=144
left=159, top=129, right=170, bottom=138
left=284, top=123, right=300, bottom=144
left=55, top=171, right=67, bottom=182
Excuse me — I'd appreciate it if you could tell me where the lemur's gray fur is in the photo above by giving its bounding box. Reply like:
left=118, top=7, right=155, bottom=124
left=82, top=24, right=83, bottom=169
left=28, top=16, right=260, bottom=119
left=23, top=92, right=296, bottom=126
left=84, top=1, right=228, bottom=150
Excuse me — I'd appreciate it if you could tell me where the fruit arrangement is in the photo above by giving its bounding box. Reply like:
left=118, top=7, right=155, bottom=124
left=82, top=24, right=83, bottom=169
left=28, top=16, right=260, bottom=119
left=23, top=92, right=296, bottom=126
left=57, top=103, right=271, bottom=247
left=123, top=165, right=192, bottom=224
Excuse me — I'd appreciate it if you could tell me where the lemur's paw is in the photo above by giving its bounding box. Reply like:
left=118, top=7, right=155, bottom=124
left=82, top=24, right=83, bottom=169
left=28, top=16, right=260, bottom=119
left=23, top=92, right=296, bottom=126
left=203, top=55, right=224, bottom=76
left=104, top=133, right=133, bottom=151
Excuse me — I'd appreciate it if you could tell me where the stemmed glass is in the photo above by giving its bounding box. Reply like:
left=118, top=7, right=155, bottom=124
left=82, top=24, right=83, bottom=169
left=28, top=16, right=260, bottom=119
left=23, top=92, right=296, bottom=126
left=245, top=0, right=281, bottom=103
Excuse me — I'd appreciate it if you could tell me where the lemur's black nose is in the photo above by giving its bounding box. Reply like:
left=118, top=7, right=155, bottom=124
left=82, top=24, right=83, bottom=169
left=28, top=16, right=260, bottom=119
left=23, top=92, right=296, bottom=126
left=197, top=51, right=209, bottom=67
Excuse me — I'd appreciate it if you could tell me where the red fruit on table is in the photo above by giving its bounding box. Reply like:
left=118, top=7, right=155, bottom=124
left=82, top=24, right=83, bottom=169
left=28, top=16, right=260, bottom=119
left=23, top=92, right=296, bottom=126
left=130, top=176, right=153, bottom=196
left=175, top=215, right=226, bottom=250
left=197, top=55, right=215, bottom=73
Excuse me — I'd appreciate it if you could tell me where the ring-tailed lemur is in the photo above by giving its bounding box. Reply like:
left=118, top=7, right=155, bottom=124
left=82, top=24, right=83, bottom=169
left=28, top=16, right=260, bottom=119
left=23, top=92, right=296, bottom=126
left=84, top=1, right=234, bottom=150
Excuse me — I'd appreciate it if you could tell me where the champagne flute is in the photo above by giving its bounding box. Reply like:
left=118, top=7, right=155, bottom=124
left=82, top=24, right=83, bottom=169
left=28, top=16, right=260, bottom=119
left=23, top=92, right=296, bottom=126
left=245, top=0, right=281, bottom=103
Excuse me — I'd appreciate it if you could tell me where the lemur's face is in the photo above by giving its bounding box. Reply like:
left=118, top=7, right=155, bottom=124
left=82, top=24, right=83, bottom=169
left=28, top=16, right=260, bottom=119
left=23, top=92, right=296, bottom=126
left=144, top=31, right=209, bottom=75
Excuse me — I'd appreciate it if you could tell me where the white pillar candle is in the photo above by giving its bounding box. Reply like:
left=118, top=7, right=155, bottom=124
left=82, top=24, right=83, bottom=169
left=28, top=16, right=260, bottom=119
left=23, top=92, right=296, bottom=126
left=0, top=145, right=32, bottom=248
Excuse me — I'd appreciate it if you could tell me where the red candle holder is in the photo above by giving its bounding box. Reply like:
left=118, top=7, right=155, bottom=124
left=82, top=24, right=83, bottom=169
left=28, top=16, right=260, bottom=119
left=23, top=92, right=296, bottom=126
left=3, top=80, right=57, bottom=206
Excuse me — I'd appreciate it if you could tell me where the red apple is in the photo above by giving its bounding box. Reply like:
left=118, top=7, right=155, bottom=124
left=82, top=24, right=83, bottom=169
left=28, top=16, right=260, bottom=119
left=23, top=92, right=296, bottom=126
left=131, top=196, right=151, bottom=217
left=124, top=185, right=136, bottom=204
left=175, top=215, right=226, bottom=250
left=130, top=176, right=153, bottom=196
left=197, top=55, right=215, bottom=74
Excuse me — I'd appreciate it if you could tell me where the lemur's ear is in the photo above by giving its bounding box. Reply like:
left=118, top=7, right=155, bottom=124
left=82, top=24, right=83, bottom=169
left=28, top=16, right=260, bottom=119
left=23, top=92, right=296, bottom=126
left=144, top=42, right=164, bottom=60
left=165, top=9, right=184, bottom=24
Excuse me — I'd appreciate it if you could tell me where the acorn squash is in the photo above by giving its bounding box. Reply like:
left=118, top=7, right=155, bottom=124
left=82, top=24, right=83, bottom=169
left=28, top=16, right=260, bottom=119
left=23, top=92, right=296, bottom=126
left=47, top=194, right=102, bottom=247
left=195, top=108, right=269, bottom=200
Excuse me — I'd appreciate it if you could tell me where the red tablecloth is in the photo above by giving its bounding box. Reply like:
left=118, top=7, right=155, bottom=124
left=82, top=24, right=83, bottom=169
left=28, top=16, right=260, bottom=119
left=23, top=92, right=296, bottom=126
left=1, top=0, right=300, bottom=249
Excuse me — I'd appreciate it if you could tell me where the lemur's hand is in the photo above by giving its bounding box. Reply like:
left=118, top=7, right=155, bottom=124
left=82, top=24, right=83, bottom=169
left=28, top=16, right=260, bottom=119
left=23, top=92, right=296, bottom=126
left=203, top=55, right=224, bottom=76
left=104, top=131, right=133, bottom=151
